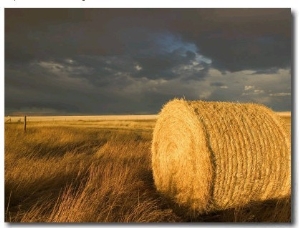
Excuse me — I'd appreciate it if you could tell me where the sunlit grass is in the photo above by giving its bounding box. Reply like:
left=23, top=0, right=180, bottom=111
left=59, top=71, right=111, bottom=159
left=5, top=115, right=291, bottom=222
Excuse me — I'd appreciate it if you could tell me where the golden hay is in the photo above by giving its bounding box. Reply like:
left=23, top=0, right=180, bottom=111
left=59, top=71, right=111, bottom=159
left=151, top=99, right=291, bottom=213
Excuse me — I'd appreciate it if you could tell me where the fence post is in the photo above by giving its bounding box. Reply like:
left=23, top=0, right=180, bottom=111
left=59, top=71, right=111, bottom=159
left=24, top=115, right=27, bottom=132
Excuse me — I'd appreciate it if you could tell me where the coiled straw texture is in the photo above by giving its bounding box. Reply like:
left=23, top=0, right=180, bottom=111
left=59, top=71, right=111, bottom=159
left=151, top=99, right=291, bottom=213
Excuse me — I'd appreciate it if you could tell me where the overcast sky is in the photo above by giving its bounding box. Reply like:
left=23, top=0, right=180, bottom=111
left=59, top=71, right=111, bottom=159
left=5, top=8, right=292, bottom=115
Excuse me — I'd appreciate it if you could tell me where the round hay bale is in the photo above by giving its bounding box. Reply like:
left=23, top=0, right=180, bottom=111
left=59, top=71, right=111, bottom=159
left=151, top=99, right=291, bottom=213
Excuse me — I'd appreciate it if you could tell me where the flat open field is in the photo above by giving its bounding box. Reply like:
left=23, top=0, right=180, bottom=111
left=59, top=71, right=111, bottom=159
left=4, top=113, right=291, bottom=222
left=5, top=115, right=158, bottom=122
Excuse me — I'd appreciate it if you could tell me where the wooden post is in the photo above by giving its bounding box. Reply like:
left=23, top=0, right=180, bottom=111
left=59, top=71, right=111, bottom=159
left=24, top=115, right=27, bottom=132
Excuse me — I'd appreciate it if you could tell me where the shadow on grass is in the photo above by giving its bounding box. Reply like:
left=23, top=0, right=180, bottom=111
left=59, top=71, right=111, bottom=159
left=154, top=193, right=291, bottom=222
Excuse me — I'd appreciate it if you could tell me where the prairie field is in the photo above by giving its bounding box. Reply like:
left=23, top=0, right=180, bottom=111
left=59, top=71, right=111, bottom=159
left=4, top=113, right=291, bottom=223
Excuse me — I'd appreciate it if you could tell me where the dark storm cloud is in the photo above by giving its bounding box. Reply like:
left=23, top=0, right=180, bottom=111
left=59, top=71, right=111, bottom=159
left=133, top=50, right=194, bottom=80
left=6, top=8, right=291, bottom=71
left=198, top=35, right=290, bottom=72
left=5, top=8, right=292, bottom=114
left=5, top=61, right=138, bottom=114
left=5, top=9, right=172, bottom=62
left=5, top=62, right=89, bottom=113
left=168, top=8, right=291, bottom=72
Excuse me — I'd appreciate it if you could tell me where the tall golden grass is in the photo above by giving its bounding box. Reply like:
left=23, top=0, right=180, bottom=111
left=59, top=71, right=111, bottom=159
left=152, top=99, right=291, bottom=214
left=5, top=114, right=291, bottom=222
left=5, top=122, right=178, bottom=222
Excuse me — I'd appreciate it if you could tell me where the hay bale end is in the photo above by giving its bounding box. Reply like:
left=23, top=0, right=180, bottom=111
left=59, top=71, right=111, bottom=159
left=151, top=99, right=291, bottom=213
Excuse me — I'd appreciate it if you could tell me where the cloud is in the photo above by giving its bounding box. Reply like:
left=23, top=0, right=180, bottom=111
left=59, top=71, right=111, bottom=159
left=220, top=85, right=228, bottom=89
left=169, top=9, right=291, bottom=72
left=254, top=90, right=264, bottom=94
left=128, top=31, right=212, bottom=80
left=135, top=64, right=142, bottom=71
left=251, top=67, right=280, bottom=75
left=5, top=62, right=291, bottom=114
left=206, top=68, right=291, bottom=110
left=5, top=9, right=291, bottom=114
left=5, top=61, right=98, bottom=114
left=244, top=85, right=255, bottom=91
left=269, top=93, right=291, bottom=97
left=37, top=60, right=93, bottom=76
left=242, top=89, right=265, bottom=96
left=7, top=8, right=289, bottom=72
left=210, top=82, right=225, bottom=87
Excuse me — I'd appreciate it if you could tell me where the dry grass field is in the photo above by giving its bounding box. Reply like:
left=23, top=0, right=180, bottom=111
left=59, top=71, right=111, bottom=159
left=4, top=113, right=291, bottom=222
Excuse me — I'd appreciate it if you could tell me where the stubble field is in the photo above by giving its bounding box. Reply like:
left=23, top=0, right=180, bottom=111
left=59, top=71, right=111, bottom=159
left=4, top=113, right=291, bottom=222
